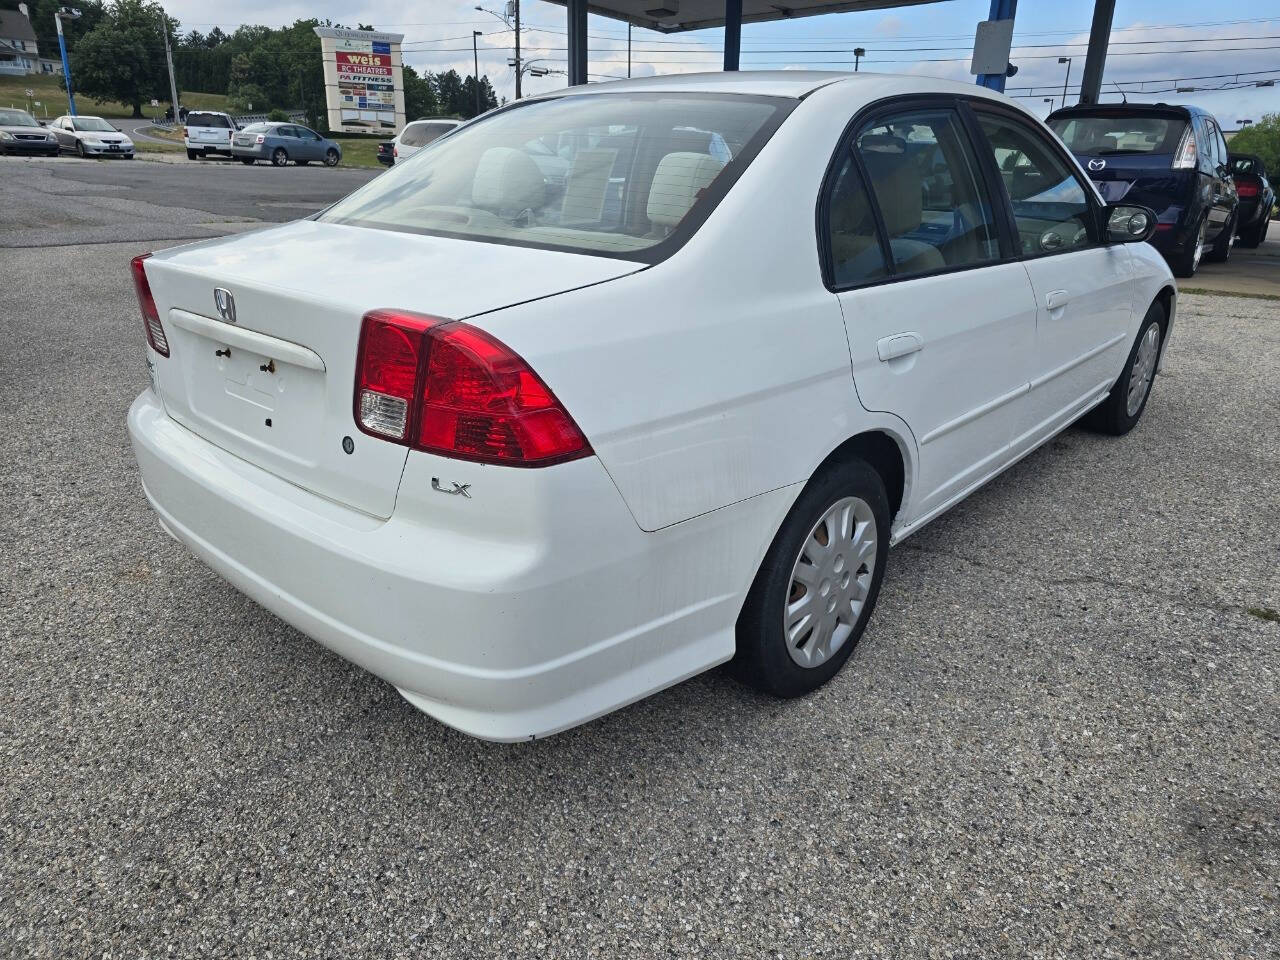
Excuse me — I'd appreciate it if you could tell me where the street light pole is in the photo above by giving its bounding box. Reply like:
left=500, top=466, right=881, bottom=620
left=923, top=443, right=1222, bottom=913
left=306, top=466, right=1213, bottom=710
left=853, top=46, right=865, bottom=72
left=513, top=0, right=520, bottom=100
left=53, top=6, right=81, bottom=116
left=1058, top=56, right=1072, bottom=110
left=473, top=31, right=482, bottom=116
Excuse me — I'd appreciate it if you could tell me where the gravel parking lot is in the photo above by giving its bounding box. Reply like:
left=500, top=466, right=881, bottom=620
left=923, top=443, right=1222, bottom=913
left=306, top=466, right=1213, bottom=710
left=1, top=159, right=1277, bottom=958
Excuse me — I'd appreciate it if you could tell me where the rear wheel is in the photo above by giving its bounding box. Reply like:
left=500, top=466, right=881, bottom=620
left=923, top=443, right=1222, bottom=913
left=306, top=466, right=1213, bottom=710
left=1170, top=216, right=1206, bottom=278
left=1239, top=214, right=1269, bottom=248
left=734, top=459, right=890, bottom=698
left=324, top=148, right=340, bottom=167
left=1204, top=211, right=1236, bottom=263
left=271, top=147, right=288, bottom=167
left=186, top=148, right=197, bottom=160
left=1083, top=301, right=1164, bottom=436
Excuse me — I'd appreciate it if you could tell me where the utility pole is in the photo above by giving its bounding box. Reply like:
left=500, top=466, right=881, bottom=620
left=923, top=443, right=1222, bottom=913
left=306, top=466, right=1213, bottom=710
left=627, top=24, right=631, bottom=78
left=53, top=6, right=81, bottom=116
left=853, top=46, right=864, bottom=72
left=513, top=0, right=520, bottom=100
left=472, top=31, right=482, bottom=117
left=161, top=12, right=180, bottom=126
left=1058, top=56, right=1072, bottom=110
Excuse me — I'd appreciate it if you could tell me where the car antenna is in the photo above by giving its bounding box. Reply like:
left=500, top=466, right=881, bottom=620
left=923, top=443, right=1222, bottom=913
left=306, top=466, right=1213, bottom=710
left=1111, top=82, right=1128, bottom=104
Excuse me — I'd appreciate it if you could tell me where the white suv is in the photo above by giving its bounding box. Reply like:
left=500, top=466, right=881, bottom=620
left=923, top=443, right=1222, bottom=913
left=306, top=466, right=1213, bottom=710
left=184, top=111, right=237, bottom=159
left=392, top=118, right=461, bottom=163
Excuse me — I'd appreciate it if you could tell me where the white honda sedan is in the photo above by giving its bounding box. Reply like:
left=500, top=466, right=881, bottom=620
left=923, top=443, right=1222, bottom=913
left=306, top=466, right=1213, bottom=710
left=128, top=72, right=1175, bottom=741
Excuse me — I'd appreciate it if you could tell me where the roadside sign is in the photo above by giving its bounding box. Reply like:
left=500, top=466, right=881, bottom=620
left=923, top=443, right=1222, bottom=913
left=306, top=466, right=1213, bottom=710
left=33, top=100, right=41, bottom=107
left=25, top=88, right=33, bottom=97
left=151, top=98, right=158, bottom=106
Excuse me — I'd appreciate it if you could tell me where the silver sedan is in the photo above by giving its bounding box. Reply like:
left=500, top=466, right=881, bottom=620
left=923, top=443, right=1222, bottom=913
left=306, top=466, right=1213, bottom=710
left=231, top=122, right=342, bottom=167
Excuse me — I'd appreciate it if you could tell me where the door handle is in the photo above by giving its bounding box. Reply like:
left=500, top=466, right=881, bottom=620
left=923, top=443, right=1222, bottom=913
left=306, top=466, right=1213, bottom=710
left=1045, top=289, right=1071, bottom=311
left=876, top=332, right=923, bottom=362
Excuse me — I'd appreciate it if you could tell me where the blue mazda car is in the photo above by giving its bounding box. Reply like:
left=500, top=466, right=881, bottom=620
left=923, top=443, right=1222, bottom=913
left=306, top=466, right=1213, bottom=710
left=1048, top=103, right=1238, bottom=277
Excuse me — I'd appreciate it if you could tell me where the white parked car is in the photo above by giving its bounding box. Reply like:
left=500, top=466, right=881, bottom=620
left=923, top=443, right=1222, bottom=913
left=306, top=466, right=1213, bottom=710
left=49, top=115, right=134, bottom=157
left=391, top=117, right=461, bottom=163
left=183, top=110, right=237, bottom=159
left=128, top=72, right=1175, bottom=741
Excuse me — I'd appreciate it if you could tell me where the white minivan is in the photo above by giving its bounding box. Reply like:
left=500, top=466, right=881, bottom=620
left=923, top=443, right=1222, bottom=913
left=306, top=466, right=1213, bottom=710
left=184, top=111, right=237, bottom=159
left=128, top=72, right=1176, bottom=741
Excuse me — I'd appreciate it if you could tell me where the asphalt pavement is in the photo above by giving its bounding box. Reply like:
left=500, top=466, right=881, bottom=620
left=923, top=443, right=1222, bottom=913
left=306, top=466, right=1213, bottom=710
left=1, top=160, right=1277, bottom=958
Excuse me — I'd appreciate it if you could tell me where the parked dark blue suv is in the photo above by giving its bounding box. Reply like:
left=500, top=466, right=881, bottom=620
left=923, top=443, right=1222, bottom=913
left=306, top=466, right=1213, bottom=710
left=1047, top=103, right=1238, bottom=277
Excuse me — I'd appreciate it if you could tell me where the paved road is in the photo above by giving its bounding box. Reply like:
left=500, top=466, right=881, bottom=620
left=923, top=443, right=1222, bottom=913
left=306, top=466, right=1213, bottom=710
left=0, top=155, right=376, bottom=246
left=1184, top=233, right=1280, bottom=298
left=1, top=161, right=1278, bottom=958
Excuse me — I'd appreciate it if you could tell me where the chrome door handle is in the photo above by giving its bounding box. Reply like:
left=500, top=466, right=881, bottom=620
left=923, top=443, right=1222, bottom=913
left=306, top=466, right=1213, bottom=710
left=1045, top=289, right=1071, bottom=311
left=876, top=332, right=923, bottom=362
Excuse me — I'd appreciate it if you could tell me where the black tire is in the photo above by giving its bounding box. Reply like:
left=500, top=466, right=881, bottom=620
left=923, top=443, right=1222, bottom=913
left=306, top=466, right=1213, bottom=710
left=271, top=147, right=288, bottom=167
left=1204, top=211, right=1236, bottom=263
left=1238, top=215, right=1269, bottom=248
left=186, top=148, right=198, bottom=160
left=734, top=458, right=891, bottom=698
left=240, top=158, right=255, bottom=165
left=324, top=148, right=339, bottom=167
left=1082, top=300, right=1165, bottom=436
left=1169, top=216, right=1206, bottom=278
left=76, top=141, right=86, bottom=158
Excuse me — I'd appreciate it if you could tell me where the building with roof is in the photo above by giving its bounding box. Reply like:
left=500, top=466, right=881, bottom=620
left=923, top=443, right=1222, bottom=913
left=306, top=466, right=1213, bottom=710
left=0, top=4, right=62, bottom=77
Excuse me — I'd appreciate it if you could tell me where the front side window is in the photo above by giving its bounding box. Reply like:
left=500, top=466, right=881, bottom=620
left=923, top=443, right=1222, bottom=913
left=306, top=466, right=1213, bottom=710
left=319, top=92, right=791, bottom=261
left=975, top=110, right=1094, bottom=256
left=853, top=108, right=1000, bottom=277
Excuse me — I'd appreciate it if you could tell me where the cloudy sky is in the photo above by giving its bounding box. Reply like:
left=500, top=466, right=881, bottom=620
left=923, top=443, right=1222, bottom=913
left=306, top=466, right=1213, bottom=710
left=161, top=0, right=1280, bottom=126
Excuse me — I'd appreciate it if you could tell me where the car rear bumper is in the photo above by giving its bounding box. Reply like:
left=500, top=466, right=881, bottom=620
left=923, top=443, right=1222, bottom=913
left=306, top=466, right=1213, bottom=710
left=230, top=144, right=270, bottom=160
left=128, top=389, right=779, bottom=740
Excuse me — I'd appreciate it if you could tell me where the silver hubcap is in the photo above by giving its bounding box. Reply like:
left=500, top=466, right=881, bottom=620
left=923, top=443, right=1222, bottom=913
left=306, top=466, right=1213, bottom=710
left=1192, top=220, right=1206, bottom=270
left=1126, top=324, right=1160, bottom=417
left=784, top=496, right=877, bottom=669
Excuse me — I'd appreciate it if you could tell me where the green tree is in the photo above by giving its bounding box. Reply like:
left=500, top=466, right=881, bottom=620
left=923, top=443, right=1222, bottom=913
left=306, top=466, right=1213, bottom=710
left=402, top=64, right=439, bottom=120
left=68, top=0, right=177, bottom=118
left=1229, top=114, right=1280, bottom=182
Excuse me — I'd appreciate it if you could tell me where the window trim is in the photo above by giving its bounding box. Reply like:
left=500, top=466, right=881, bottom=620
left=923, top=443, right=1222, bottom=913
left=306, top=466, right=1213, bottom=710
left=816, top=93, right=1019, bottom=294
left=961, top=98, right=1107, bottom=264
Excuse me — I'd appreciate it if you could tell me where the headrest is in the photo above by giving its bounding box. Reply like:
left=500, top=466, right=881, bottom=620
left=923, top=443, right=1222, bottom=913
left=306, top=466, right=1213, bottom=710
left=472, top=147, right=546, bottom=214
left=860, top=148, right=922, bottom=238
left=646, top=152, right=725, bottom=229
left=859, top=133, right=906, bottom=155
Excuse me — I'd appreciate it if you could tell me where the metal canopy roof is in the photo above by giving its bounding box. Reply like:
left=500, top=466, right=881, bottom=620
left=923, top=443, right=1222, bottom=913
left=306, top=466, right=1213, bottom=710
left=542, top=0, right=944, bottom=34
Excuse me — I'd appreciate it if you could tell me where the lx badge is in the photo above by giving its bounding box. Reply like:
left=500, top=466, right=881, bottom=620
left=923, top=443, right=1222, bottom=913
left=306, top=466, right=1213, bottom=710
left=432, top=478, right=472, bottom=498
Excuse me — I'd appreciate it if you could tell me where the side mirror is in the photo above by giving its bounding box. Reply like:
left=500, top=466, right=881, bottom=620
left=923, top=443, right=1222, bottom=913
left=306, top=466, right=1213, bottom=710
left=1103, top=203, right=1158, bottom=244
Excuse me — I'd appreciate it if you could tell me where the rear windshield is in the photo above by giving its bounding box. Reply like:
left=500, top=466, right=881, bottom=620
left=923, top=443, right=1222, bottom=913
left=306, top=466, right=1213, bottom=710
left=239, top=123, right=268, bottom=133
left=0, top=108, right=38, bottom=127
left=1229, top=156, right=1261, bottom=175
left=1049, top=114, right=1187, bottom=155
left=319, top=92, right=793, bottom=262
left=401, top=121, right=456, bottom=147
left=188, top=112, right=232, bottom=128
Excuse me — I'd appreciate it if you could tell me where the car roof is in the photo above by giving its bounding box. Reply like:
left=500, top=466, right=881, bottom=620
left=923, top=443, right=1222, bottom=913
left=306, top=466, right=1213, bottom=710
left=1049, top=103, right=1198, bottom=120
left=407, top=117, right=460, bottom=125
left=542, top=69, right=1008, bottom=103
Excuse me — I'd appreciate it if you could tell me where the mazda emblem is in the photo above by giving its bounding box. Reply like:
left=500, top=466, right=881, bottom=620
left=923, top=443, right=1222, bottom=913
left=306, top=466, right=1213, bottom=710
left=213, top=287, right=236, bottom=324
left=1087, top=158, right=1106, bottom=171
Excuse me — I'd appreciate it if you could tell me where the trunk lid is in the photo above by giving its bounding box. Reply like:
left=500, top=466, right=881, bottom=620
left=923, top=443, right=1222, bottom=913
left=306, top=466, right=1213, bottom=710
left=1076, top=153, right=1190, bottom=214
left=144, top=220, right=642, bottom=517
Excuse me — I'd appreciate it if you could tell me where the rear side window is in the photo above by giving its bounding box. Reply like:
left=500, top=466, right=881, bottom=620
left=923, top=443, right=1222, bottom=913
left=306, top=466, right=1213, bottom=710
left=974, top=110, right=1095, bottom=256
left=187, top=112, right=232, bottom=128
left=1049, top=115, right=1186, bottom=155
left=823, top=153, right=888, bottom=286
left=853, top=109, right=1000, bottom=278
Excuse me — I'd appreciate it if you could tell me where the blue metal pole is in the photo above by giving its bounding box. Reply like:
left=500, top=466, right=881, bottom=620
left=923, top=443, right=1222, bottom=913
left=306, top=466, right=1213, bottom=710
left=55, top=17, right=76, bottom=115
left=975, top=0, right=1016, bottom=92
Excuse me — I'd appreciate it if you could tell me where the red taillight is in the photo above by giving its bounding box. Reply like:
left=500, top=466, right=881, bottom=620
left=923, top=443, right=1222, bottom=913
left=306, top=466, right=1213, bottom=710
left=393, top=145, right=399, bottom=156
left=354, top=310, right=591, bottom=467
left=130, top=253, right=169, bottom=357
left=1235, top=178, right=1259, bottom=198
left=182, top=126, right=189, bottom=138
